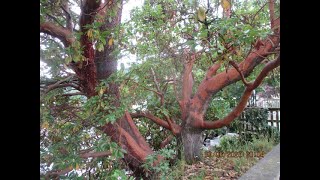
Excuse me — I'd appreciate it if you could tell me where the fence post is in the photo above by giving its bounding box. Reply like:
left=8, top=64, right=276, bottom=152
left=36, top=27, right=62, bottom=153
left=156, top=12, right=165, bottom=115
left=276, top=109, right=280, bottom=131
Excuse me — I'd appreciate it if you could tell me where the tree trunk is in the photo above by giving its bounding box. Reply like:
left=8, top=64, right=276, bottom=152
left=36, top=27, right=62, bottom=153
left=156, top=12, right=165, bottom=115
left=181, top=126, right=204, bottom=164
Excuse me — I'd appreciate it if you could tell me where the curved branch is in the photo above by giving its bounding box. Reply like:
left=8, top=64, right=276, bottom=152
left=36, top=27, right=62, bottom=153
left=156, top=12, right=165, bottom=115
left=229, top=60, right=251, bottom=86
left=124, top=111, right=152, bottom=152
left=40, top=22, right=75, bottom=47
left=191, top=31, right=280, bottom=115
left=130, top=112, right=181, bottom=135
left=198, top=55, right=280, bottom=129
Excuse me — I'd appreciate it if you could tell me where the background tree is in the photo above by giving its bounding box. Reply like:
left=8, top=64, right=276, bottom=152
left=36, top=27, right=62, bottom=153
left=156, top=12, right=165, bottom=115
left=40, top=0, right=280, bottom=178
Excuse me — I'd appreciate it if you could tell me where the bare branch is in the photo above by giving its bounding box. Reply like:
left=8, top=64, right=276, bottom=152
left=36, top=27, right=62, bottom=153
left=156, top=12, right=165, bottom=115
left=251, top=2, right=268, bottom=25
left=79, top=151, right=111, bottom=158
left=150, top=67, right=161, bottom=93
left=182, top=52, right=195, bottom=102
left=131, top=112, right=181, bottom=135
left=229, top=61, right=251, bottom=86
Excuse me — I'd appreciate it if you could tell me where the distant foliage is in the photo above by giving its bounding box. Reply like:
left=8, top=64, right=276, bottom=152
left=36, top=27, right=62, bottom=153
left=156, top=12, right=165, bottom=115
left=230, top=107, right=279, bottom=143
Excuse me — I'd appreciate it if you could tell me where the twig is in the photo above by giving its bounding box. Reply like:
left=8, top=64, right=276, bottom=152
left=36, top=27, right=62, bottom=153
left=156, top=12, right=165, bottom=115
left=229, top=61, right=251, bottom=86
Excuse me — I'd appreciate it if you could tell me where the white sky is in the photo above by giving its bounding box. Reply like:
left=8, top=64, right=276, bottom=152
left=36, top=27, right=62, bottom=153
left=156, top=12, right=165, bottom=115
left=117, top=0, right=144, bottom=69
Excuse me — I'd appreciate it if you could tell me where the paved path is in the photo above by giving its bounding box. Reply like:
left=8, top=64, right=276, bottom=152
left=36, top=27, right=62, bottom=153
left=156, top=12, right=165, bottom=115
left=238, top=144, right=280, bottom=180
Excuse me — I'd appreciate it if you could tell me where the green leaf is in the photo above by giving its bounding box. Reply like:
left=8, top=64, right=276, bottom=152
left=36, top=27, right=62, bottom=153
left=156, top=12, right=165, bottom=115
left=97, top=43, right=104, bottom=52
left=100, top=38, right=106, bottom=45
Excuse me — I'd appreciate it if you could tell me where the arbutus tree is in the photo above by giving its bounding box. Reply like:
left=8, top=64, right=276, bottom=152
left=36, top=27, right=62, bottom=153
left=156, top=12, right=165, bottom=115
left=40, top=0, right=280, bottom=179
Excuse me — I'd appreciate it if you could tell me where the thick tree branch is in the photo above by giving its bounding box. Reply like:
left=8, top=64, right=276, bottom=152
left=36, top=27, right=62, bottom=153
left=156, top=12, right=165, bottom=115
left=269, top=0, right=275, bottom=29
left=205, top=62, right=221, bottom=79
left=79, top=151, right=111, bottom=158
left=181, top=52, right=196, bottom=120
left=115, top=124, right=150, bottom=162
left=198, top=55, right=280, bottom=129
left=190, top=31, right=280, bottom=115
left=40, top=22, right=74, bottom=47
left=130, top=112, right=181, bottom=135
left=124, top=111, right=152, bottom=152
left=182, top=53, right=195, bottom=102
left=79, top=0, right=101, bottom=27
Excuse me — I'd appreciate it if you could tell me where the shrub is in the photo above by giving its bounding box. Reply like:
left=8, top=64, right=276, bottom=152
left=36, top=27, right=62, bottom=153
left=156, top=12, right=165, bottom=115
left=230, top=107, right=280, bottom=144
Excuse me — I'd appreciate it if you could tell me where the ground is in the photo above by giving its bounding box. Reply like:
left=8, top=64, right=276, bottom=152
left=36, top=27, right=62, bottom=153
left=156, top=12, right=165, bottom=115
left=180, top=152, right=264, bottom=179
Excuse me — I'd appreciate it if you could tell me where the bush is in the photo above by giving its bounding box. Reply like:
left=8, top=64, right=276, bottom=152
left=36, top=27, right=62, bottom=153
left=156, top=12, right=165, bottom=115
left=230, top=107, right=280, bottom=144
left=215, top=135, right=276, bottom=154
left=218, top=136, right=240, bottom=151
